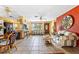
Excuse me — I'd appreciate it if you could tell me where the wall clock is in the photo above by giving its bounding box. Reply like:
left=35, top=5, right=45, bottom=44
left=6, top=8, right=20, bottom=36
left=62, top=15, right=73, bottom=30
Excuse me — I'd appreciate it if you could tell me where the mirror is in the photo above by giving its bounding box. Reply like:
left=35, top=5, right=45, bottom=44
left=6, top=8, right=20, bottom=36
left=62, top=15, right=73, bottom=30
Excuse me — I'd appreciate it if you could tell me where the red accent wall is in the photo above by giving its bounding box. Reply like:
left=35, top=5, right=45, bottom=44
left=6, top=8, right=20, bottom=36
left=56, top=6, right=79, bottom=47
left=56, top=6, right=79, bottom=35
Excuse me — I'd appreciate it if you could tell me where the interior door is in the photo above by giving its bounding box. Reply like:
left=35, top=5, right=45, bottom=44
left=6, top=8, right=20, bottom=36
left=44, top=23, right=49, bottom=34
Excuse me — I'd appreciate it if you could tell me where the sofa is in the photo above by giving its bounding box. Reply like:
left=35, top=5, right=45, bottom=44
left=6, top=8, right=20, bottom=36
left=52, top=31, right=78, bottom=47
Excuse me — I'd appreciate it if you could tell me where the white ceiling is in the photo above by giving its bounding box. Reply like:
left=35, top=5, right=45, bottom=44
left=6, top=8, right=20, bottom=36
left=0, top=5, right=76, bottom=20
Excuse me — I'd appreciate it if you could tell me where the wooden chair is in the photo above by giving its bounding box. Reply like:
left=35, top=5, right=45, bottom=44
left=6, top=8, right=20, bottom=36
left=0, top=32, right=17, bottom=53
left=0, top=34, right=10, bottom=53
left=7, top=32, right=17, bottom=53
left=2, top=32, right=17, bottom=53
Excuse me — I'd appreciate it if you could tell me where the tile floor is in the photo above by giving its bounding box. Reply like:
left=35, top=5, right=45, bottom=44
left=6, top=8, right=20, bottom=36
left=62, top=46, right=79, bottom=54
left=11, top=35, right=65, bottom=54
